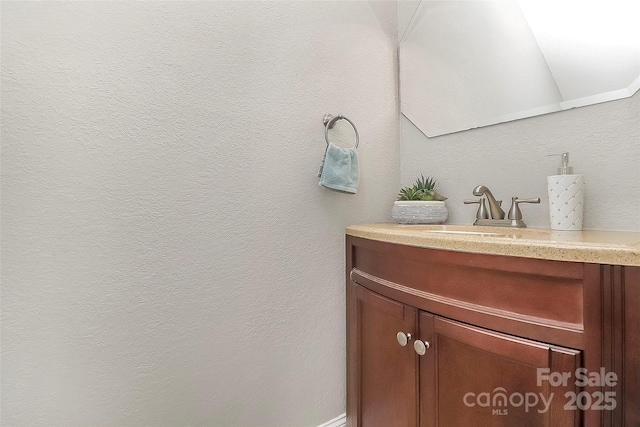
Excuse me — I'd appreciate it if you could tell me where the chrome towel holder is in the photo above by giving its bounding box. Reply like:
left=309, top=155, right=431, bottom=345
left=323, top=114, right=359, bottom=148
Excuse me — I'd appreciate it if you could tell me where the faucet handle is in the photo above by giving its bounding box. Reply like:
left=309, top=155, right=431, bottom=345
left=508, top=197, right=541, bottom=220
left=464, top=199, right=489, bottom=219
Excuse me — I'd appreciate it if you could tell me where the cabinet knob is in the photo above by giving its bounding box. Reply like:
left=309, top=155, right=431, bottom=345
left=396, top=332, right=412, bottom=347
left=414, top=340, right=431, bottom=355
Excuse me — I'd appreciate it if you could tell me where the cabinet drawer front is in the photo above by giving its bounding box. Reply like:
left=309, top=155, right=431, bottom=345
left=349, top=236, right=590, bottom=346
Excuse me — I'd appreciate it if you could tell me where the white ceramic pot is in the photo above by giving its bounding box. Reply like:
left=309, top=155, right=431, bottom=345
left=392, top=201, right=448, bottom=224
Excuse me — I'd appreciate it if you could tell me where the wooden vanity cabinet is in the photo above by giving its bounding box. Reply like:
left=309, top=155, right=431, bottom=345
left=346, top=235, right=639, bottom=427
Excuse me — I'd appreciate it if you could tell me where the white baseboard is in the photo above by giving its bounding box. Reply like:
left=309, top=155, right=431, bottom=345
left=317, top=412, right=346, bottom=427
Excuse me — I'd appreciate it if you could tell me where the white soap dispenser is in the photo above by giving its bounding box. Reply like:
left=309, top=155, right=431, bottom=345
left=547, top=152, right=585, bottom=230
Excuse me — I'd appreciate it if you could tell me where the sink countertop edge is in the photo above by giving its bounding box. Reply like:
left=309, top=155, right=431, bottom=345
left=346, top=223, right=640, bottom=267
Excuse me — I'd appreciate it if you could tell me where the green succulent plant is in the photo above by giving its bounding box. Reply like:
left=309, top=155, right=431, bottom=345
left=414, top=175, right=438, bottom=193
left=396, top=175, right=447, bottom=201
left=397, top=186, right=424, bottom=201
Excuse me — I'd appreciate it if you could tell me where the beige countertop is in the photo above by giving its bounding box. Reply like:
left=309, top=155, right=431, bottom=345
left=346, top=223, right=640, bottom=267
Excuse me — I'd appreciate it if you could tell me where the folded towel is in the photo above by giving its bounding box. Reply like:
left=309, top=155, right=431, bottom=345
left=318, top=143, right=359, bottom=194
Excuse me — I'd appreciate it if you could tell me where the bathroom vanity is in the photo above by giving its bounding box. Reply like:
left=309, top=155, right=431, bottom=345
left=346, top=224, right=640, bottom=427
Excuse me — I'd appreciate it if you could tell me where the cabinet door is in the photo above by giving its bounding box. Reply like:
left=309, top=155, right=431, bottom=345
left=419, top=313, right=581, bottom=427
left=347, top=284, right=418, bottom=427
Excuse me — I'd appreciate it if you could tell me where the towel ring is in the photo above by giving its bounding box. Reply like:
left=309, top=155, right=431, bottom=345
left=323, top=114, right=359, bottom=149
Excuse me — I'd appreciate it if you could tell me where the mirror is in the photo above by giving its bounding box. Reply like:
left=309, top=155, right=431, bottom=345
left=399, top=0, right=640, bottom=137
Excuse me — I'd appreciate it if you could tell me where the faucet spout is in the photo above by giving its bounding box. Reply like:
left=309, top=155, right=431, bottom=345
left=472, top=185, right=505, bottom=219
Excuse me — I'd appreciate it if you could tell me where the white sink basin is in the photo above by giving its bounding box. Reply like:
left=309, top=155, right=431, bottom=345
left=404, top=225, right=554, bottom=239
left=421, top=229, right=507, bottom=237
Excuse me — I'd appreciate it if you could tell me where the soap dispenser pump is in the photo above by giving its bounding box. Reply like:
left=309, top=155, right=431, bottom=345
left=556, top=152, right=573, bottom=175
left=546, top=152, right=585, bottom=230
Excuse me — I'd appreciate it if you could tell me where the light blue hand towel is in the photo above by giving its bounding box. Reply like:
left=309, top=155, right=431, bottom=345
left=317, top=143, right=359, bottom=194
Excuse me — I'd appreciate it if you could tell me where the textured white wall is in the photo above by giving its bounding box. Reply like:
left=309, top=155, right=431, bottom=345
left=401, top=92, right=640, bottom=231
left=1, top=2, right=399, bottom=425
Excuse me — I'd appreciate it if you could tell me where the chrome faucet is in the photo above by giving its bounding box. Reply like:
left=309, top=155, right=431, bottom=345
left=472, top=185, right=505, bottom=219
left=465, top=185, right=540, bottom=228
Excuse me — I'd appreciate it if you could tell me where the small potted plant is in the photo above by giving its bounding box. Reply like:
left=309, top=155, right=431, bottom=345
left=392, top=175, right=448, bottom=224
